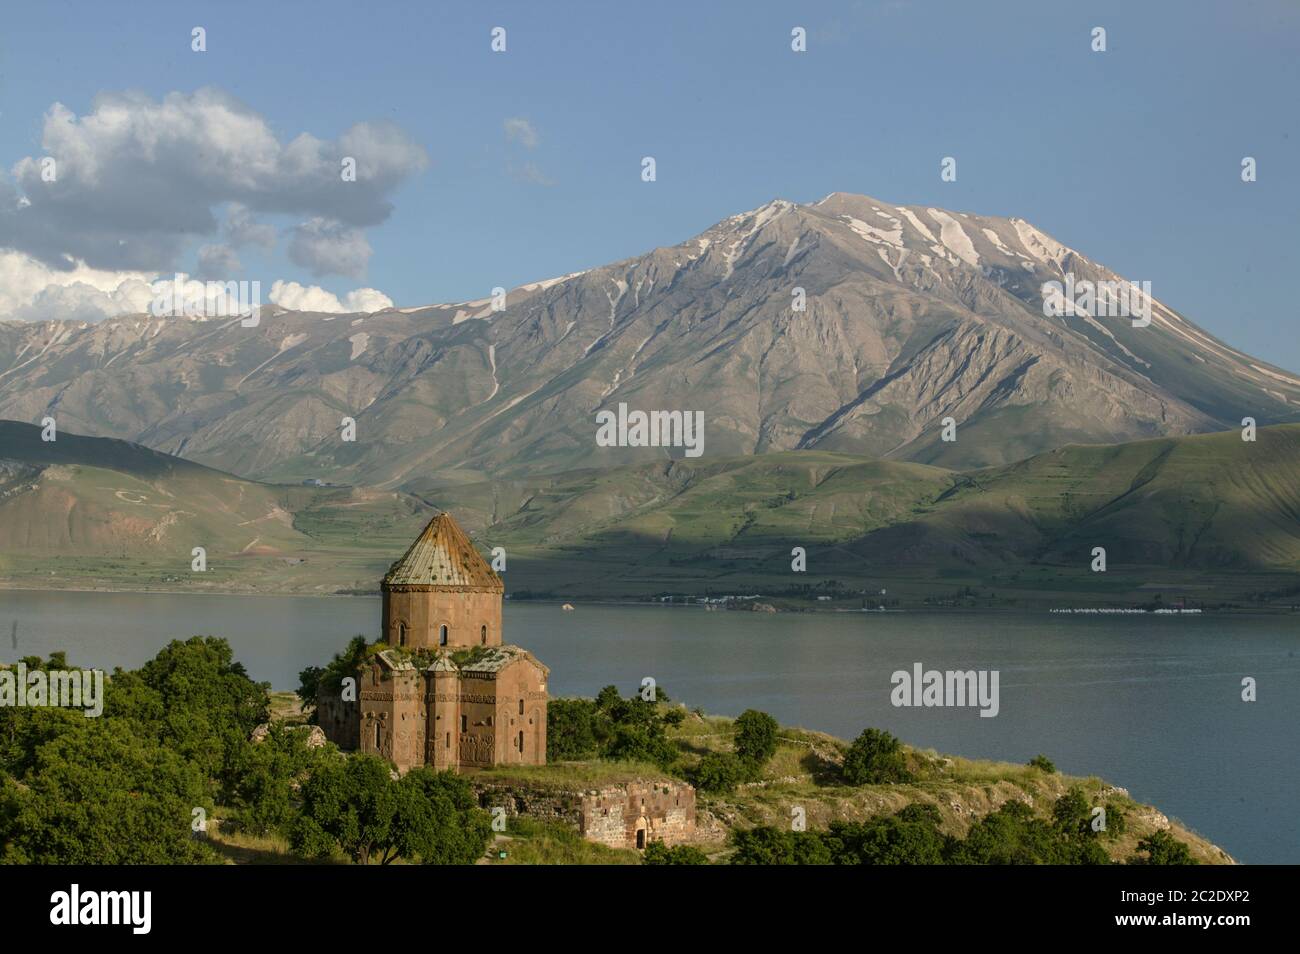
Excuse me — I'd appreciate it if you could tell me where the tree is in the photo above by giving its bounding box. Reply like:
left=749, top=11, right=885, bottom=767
left=0, top=718, right=216, bottom=864
left=842, top=728, right=912, bottom=785
left=292, top=755, right=492, bottom=865
left=729, top=827, right=832, bottom=865
left=1130, top=830, right=1196, bottom=865
left=689, top=752, right=747, bottom=794
left=829, top=805, right=950, bottom=865
left=394, top=768, right=492, bottom=865
left=546, top=698, right=599, bottom=761
left=734, top=710, right=779, bottom=766
left=643, top=841, right=709, bottom=865
left=227, top=723, right=333, bottom=836
left=292, top=754, right=399, bottom=864
left=117, top=637, right=269, bottom=793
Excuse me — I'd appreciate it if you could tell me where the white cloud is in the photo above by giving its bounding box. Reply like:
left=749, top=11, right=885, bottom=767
left=288, top=217, right=371, bottom=278
left=268, top=280, right=393, bottom=314
left=0, top=249, right=394, bottom=322
left=503, top=117, right=540, bottom=149
left=0, top=87, right=427, bottom=277
left=196, top=243, right=241, bottom=278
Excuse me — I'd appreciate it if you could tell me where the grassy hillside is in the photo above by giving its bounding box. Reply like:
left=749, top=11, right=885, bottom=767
left=2, top=418, right=1297, bottom=606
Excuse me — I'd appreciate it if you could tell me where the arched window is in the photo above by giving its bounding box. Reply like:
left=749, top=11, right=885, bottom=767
left=397, top=622, right=407, bottom=647
left=481, top=624, right=487, bottom=644
left=439, top=624, right=448, bottom=646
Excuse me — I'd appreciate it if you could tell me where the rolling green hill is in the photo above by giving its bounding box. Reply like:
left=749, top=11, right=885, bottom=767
left=2, top=419, right=1297, bottom=606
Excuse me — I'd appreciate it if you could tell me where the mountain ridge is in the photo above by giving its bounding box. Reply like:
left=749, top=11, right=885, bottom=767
left=2, top=192, right=1296, bottom=489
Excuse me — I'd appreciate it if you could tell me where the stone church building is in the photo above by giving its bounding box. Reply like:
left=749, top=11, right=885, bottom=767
left=318, top=511, right=549, bottom=773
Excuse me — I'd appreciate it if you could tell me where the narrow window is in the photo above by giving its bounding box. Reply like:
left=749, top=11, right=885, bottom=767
left=397, top=622, right=407, bottom=647
left=519, top=698, right=524, bottom=716
left=481, top=625, right=487, bottom=644
left=374, top=721, right=382, bottom=749
left=439, top=624, right=448, bottom=646
left=460, top=714, right=467, bottom=733
left=517, top=730, right=524, bottom=752
left=445, top=732, right=450, bottom=749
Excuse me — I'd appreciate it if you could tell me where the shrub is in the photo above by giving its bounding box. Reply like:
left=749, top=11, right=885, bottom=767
left=1028, top=754, right=1056, bottom=773
left=690, top=752, right=748, bottom=794
left=1130, top=830, right=1196, bottom=865
left=842, top=728, right=912, bottom=785
left=643, top=841, right=709, bottom=865
left=733, top=710, right=779, bottom=765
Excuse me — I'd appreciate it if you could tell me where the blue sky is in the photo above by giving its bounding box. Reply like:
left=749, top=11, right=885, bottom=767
left=2, top=0, right=1297, bottom=368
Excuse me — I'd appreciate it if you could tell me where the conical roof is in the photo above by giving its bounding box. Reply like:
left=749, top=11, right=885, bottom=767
left=382, top=512, right=503, bottom=591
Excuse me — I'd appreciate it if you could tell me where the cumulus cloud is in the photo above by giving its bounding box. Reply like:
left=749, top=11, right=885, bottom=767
left=0, top=250, right=152, bottom=321
left=0, top=87, right=428, bottom=275
left=503, top=117, right=540, bottom=149
left=223, top=203, right=276, bottom=251
left=288, top=217, right=372, bottom=278
left=269, top=280, right=393, bottom=314
left=0, top=249, right=394, bottom=323
left=196, top=243, right=241, bottom=278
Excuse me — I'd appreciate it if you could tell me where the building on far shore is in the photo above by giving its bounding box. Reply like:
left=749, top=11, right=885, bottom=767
left=317, top=511, right=548, bottom=773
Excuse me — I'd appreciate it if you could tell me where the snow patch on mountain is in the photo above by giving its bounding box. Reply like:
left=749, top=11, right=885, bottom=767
left=926, top=208, right=980, bottom=267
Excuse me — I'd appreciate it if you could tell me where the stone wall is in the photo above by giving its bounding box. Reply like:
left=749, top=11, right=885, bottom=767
left=581, top=781, right=696, bottom=849
left=316, top=690, right=358, bottom=750
left=471, top=777, right=697, bottom=850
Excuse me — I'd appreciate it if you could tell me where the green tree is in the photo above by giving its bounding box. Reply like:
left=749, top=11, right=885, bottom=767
left=292, top=754, right=400, bottom=864
left=689, top=752, right=748, bottom=794
left=227, top=724, right=333, bottom=836
left=642, top=841, right=709, bottom=865
left=546, top=698, right=599, bottom=761
left=393, top=768, right=493, bottom=865
left=733, top=710, right=779, bottom=766
left=729, top=827, right=832, bottom=865
left=842, top=728, right=912, bottom=785
left=1130, top=830, right=1196, bottom=865
left=829, top=804, right=950, bottom=865
left=0, top=718, right=216, bottom=864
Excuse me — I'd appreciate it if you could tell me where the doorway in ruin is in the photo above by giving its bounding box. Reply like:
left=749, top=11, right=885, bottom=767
left=635, top=816, right=649, bottom=850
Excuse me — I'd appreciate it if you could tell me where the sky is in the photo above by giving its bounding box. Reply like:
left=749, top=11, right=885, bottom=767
left=1, top=0, right=1297, bottom=369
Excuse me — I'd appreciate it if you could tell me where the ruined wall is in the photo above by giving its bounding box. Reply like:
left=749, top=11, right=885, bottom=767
left=580, top=781, right=696, bottom=849
left=316, top=690, right=358, bottom=750
left=471, top=778, right=697, bottom=850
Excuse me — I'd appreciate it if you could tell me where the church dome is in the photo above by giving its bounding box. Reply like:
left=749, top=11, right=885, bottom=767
left=382, top=512, right=504, bottom=592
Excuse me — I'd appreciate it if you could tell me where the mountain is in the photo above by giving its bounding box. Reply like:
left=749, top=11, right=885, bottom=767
left=419, top=422, right=1300, bottom=581
left=0, top=419, right=435, bottom=593
left=1, top=193, right=1297, bottom=490
left=3, top=421, right=1296, bottom=603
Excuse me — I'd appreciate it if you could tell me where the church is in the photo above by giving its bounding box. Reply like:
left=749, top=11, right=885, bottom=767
left=317, top=511, right=549, bottom=773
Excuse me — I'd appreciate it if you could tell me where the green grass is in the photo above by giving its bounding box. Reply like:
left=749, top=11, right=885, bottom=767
left=486, top=818, right=641, bottom=865
left=3, top=420, right=1298, bottom=608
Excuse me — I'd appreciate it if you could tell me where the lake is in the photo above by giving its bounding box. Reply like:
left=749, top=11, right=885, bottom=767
left=3, top=589, right=1297, bottom=864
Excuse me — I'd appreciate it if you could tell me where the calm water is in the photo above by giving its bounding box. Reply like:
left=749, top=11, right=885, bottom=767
left=3, top=590, right=1297, bottom=864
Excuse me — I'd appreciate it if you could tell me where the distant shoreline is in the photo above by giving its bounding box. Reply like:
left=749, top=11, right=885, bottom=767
left=1, top=582, right=1294, bottom=616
